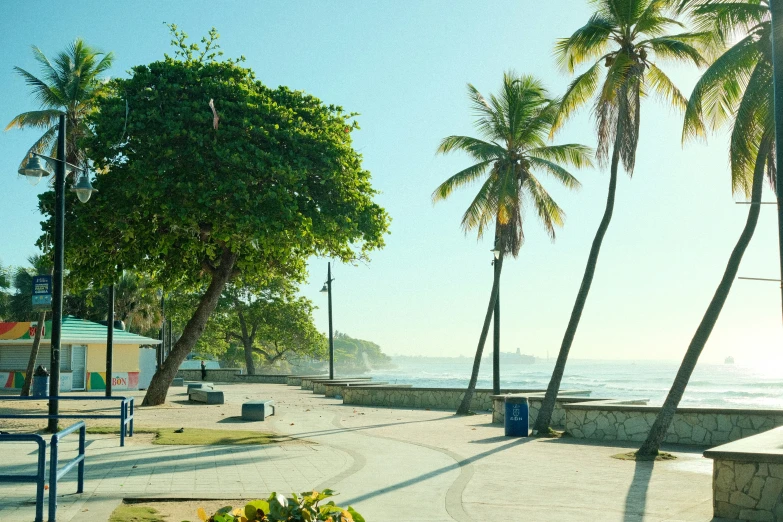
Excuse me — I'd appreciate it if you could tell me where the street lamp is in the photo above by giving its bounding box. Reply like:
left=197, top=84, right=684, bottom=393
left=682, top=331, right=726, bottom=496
left=490, top=247, right=501, bottom=395
left=320, top=262, right=335, bottom=380
left=16, top=113, right=96, bottom=431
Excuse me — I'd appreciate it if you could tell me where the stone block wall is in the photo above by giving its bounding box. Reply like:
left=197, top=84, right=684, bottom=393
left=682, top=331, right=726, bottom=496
left=176, top=369, right=289, bottom=384
left=565, top=403, right=783, bottom=445
left=342, top=387, right=549, bottom=411
left=713, top=460, right=783, bottom=520
left=491, top=394, right=597, bottom=428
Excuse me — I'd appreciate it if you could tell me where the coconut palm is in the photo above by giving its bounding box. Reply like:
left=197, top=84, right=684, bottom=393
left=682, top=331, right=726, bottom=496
left=433, top=72, right=592, bottom=415
left=6, top=38, right=113, bottom=167
left=533, top=0, right=708, bottom=434
left=638, top=0, right=774, bottom=457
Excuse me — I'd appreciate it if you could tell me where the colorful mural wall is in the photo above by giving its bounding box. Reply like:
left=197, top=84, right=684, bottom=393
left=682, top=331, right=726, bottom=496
left=87, top=372, right=139, bottom=391
left=0, top=321, right=50, bottom=340
left=0, top=371, right=25, bottom=388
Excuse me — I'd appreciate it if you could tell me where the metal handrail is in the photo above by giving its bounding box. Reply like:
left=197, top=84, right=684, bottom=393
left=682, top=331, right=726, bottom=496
left=49, top=421, right=86, bottom=522
left=0, top=395, right=134, bottom=446
left=0, top=433, right=46, bottom=522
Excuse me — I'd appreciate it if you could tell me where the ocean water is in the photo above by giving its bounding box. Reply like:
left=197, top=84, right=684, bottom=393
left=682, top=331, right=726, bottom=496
left=367, top=358, right=783, bottom=409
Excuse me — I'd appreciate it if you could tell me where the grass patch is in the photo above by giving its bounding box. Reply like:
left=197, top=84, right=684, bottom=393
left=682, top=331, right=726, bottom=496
left=612, top=451, right=677, bottom=461
left=87, top=426, right=278, bottom=446
left=109, top=504, right=165, bottom=522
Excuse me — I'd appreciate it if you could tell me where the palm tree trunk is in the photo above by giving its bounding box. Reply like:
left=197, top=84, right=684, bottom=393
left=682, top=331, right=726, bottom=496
left=456, top=256, right=503, bottom=415
left=637, top=139, right=769, bottom=458
left=142, top=248, right=237, bottom=406
left=533, top=139, right=621, bottom=433
left=20, top=311, right=46, bottom=396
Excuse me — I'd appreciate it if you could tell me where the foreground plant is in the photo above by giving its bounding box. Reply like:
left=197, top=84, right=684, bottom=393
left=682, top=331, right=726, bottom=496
left=193, top=490, right=364, bottom=522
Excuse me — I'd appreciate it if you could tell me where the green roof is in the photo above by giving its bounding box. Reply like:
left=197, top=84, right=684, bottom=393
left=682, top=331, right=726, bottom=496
left=0, top=316, right=161, bottom=346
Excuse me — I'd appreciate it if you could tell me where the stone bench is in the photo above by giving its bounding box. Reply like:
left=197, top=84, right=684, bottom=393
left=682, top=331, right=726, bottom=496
left=172, top=378, right=184, bottom=387
left=242, top=399, right=275, bottom=421
left=704, top=426, right=783, bottom=520
left=188, top=388, right=224, bottom=404
left=187, top=382, right=213, bottom=392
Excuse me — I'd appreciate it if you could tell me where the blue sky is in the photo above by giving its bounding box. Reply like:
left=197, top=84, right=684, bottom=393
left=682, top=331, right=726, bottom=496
left=1, top=1, right=781, bottom=364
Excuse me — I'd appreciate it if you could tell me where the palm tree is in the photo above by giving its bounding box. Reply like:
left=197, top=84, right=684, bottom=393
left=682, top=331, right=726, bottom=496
left=6, top=38, right=113, bottom=167
left=638, top=0, right=774, bottom=457
left=533, top=0, right=707, bottom=434
left=433, top=72, right=592, bottom=415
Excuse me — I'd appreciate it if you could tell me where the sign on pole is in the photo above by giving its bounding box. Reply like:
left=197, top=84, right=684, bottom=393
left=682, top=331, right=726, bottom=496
left=32, top=275, right=52, bottom=312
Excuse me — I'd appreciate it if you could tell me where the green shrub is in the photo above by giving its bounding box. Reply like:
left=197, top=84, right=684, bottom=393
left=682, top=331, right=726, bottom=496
left=192, top=490, right=364, bottom=522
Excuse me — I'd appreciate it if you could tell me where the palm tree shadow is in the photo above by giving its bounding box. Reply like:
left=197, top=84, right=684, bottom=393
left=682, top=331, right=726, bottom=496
left=624, top=459, right=654, bottom=522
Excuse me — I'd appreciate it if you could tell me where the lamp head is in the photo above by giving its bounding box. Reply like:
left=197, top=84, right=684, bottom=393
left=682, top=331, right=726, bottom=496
left=71, top=171, right=97, bottom=203
left=18, top=155, right=51, bottom=185
left=491, top=248, right=501, bottom=260
left=320, top=283, right=328, bottom=293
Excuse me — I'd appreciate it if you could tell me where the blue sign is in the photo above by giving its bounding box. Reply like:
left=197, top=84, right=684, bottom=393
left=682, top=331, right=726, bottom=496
left=32, top=275, right=52, bottom=311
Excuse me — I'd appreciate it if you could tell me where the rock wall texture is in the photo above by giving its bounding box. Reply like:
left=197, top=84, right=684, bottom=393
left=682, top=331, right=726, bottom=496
left=565, top=404, right=783, bottom=445
left=342, top=387, right=549, bottom=411
left=713, top=460, right=783, bottom=520
left=176, top=370, right=289, bottom=384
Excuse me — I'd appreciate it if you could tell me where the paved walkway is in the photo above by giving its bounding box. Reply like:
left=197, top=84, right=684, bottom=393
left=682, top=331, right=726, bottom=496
left=0, top=383, right=714, bottom=521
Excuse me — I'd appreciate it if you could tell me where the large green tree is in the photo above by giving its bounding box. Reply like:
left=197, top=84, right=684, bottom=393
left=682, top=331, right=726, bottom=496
left=534, top=0, right=707, bottom=434
left=56, top=30, right=389, bottom=405
left=433, top=72, right=591, bottom=415
left=638, top=0, right=774, bottom=457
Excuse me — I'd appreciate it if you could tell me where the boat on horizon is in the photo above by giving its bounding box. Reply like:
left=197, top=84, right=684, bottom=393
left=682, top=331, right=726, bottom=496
left=725, top=356, right=735, bottom=365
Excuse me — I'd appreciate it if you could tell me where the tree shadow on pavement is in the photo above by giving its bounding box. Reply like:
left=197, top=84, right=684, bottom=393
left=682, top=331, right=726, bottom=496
left=339, top=437, right=532, bottom=506
left=624, top=459, right=654, bottom=522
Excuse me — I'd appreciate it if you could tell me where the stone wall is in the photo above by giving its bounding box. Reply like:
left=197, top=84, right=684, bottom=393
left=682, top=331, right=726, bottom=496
left=712, top=460, right=783, bottom=520
left=491, top=394, right=599, bottom=428
left=565, top=402, right=783, bottom=445
left=176, top=369, right=289, bottom=384
left=311, top=380, right=371, bottom=394
left=286, top=375, right=326, bottom=386
left=342, top=386, right=552, bottom=411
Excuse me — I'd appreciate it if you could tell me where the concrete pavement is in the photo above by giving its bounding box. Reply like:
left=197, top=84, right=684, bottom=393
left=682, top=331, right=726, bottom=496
left=0, top=383, right=714, bottom=521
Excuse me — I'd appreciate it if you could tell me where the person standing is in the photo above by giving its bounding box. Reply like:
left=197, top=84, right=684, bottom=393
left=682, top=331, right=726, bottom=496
left=200, top=360, right=207, bottom=381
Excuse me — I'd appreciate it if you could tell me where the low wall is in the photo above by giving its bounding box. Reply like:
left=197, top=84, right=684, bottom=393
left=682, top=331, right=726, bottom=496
left=324, top=382, right=406, bottom=398
left=491, top=393, right=599, bottom=428
left=565, top=401, right=783, bottom=446
left=311, top=379, right=372, bottom=394
left=177, top=369, right=289, bottom=384
left=302, top=377, right=369, bottom=391
left=342, top=386, right=557, bottom=412
left=704, top=426, right=783, bottom=520
left=286, top=375, right=326, bottom=386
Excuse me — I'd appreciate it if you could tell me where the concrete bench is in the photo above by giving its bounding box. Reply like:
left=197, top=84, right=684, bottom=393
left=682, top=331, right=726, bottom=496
left=188, top=389, right=224, bottom=404
left=172, top=378, right=184, bottom=387
left=242, top=399, right=275, bottom=421
left=187, top=382, right=213, bottom=392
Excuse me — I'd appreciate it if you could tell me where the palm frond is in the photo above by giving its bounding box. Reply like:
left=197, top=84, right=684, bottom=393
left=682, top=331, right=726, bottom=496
left=527, top=157, right=584, bottom=189
left=5, top=109, right=61, bottom=131
left=551, top=61, right=602, bottom=136
left=555, top=13, right=616, bottom=72
left=528, top=143, right=595, bottom=168
left=432, top=160, right=493, bottom=203
left=646, top=63, right=688, bottom=110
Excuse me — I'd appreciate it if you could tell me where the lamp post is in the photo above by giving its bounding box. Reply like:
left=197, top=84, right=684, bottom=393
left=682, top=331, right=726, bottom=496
left=16, top=113, right=96, bottom=431
left=320, top=262, right=335, bottom=380
left=491, top=247, right=501, bottom=395
left=106, top=284, right=114, bottom=397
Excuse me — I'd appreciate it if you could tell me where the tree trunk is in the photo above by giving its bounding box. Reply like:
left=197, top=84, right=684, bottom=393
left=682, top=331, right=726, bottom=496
left=637, top=140, right=768, bottom=458
left=238, top=311, right=256, bottom=375
left=20, top=311, right=46, bottom=396
left=456, top=256, right=503, bottom=415
left=142, top=248, right=238, bottom=406
left=533, top=138, right=621, bottom=434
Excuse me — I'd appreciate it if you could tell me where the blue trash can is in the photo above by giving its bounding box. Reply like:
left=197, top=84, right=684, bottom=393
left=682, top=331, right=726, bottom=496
left=504, top=396, right=529, bottom=437
left=32, top=365, right=49, bottom=398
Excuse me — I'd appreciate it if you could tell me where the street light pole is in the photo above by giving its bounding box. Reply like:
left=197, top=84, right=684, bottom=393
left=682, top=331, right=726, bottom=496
left=48, top=113, right=66, bottom=432
left=491, top=247, right=501, bottom=395
left=320, top=263, right=335, bottom=380
left=771, top=1, right=783, bottom=322
left=106, top=284, right=114, bottom=397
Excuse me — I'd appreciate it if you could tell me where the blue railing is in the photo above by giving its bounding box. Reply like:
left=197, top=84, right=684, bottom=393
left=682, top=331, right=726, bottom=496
left=0, top=432, right=46, bottom=522
left=0, top=395, right=134, bottom=446
left=48, top=421, right=86, bottom=522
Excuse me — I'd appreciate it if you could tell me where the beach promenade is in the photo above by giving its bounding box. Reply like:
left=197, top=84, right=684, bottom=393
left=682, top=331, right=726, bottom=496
left=0, top=383, right=713, bottom=521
